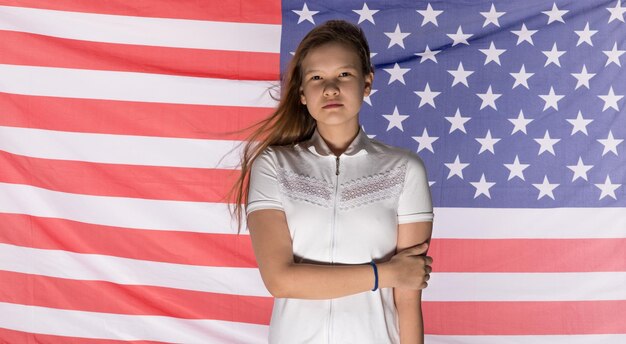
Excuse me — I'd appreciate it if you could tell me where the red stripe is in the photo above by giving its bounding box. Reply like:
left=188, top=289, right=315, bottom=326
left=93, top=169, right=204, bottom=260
left=0, top=92, right=271, bottom=140
left=423, top=300, right=626, bottom=335
left=430, top=238, right=626, bottom=272
left=0, top=150, right=239, bottom=203
left=0, top=213, right=256, bottom=268
left=0, top=30, right=279, bottom=80
left=0, top=327, right=166, bottom=344
left=2, top=209, right=624, bottom=272
left=0, top=271, right=273, bottom=324
left=0, top=0, right=281, bottom=24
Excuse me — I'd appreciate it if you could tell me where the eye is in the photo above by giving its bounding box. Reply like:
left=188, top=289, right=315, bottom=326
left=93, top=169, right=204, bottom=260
left=339, top=72, right=351, bottom=77
left=311, top=75, right=321, bottom=80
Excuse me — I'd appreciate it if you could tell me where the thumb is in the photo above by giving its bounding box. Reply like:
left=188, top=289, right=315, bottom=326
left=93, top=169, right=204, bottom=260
left=410, top=242, right=429, bottom=255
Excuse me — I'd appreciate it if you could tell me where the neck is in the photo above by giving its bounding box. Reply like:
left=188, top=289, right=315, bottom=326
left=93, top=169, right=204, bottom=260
left=317, top=123, right=360, bottom=156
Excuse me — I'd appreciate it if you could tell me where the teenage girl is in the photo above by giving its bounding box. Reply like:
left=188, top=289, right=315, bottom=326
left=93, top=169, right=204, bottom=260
left=231, top=20, right=434, bottom=344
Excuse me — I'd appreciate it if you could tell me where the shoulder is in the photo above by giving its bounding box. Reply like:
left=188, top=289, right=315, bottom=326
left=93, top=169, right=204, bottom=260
left=368, top=138, right=426, bottom=168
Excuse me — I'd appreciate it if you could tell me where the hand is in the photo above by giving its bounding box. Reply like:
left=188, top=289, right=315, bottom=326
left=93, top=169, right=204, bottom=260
left=386, top=243, right=433, bottom=289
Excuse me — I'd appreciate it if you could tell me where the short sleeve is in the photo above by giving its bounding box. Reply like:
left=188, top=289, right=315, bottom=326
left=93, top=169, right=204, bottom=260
left=246, top=147, right=284, bottom=216
left=397, top=153, right=434, bottom=224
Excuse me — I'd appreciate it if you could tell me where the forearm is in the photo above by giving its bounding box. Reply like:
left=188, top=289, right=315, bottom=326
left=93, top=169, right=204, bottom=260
left=269, top=262, right=393, bottom=299
left=395, top=288, right=423, bottom=344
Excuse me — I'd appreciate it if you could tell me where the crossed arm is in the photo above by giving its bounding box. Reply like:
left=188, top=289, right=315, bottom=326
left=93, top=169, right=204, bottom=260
left=246, top=208, right=432, bottom=342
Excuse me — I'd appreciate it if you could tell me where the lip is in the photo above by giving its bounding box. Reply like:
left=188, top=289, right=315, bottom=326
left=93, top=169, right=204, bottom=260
left=322, top=103, right=343, bottom=109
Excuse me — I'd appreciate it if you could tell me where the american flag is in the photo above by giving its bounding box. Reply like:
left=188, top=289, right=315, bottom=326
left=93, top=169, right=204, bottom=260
left=0, top=0, right=625, bottom=343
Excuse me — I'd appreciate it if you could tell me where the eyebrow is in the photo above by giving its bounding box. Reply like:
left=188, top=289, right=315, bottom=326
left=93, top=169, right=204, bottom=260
left=303, top=65, right=359, bottom=75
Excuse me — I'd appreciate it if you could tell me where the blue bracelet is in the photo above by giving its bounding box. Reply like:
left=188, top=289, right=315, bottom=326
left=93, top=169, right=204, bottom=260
left=369, top=260, right=378, bottom=292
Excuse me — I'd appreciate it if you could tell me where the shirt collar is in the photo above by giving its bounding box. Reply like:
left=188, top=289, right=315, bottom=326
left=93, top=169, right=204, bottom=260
left=304, top=126, right=371, bottom=157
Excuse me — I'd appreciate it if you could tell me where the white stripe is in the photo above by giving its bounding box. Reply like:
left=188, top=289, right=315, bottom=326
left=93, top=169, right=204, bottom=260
left=433, top=207, right=626, bottom=239
left=0, top=244, right=269, bottom=297
left=0, top=5, right=281, bottom=53
left=0, top=183, right=243, bottom=234
left=0, top=126, right=243, bottom=169
left=424, top=271, right=626, bottom=301
left=425, top=334, right=626, bottom=344
left=0, top=64, right=278, bottom=107
left=2, top=244, right=624, bottom=302
left=0, top=302, right=268, bottom=343
left=2, top=177, right=625, bottom=238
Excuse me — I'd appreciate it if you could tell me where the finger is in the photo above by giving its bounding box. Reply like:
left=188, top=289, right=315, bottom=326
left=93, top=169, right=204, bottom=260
left=425, top=256, right=433, bottom=265
left=425, top=274, right=430, bottom=282
left=426, top=266, right=432, bottom=274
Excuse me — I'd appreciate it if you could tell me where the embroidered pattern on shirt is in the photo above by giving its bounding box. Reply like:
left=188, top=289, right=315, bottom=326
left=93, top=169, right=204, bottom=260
left=277, top=168, right=334, bottom=207
left=338, top=163, right=407, bottom=211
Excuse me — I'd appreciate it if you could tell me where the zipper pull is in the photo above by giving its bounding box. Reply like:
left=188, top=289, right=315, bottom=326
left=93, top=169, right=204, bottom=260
left=335, top=156, right=340, bottom=176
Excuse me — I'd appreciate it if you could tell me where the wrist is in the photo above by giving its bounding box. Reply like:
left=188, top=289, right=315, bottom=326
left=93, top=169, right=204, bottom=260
left=376, top=261, right=396, bottom=288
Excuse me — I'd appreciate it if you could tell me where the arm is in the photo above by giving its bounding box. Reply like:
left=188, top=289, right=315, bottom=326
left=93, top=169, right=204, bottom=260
left=247, top=209, right=429, bottom=299
left=394, top=221, right=433, bottom=344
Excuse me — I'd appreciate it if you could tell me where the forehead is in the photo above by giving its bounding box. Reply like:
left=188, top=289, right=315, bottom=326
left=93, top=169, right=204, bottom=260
left=301, top=42, right=362, bottom=72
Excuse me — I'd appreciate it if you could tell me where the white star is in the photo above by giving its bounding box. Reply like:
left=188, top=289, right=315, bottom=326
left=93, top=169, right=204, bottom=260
left=511, top=23, right=537, bottom=46
left=503, top=155, right=530, bottom=181
left=414, top=83, right=441, bottom=108
left=445, top=108, right=471, bottom=133
left=447, top=26, right=473, bottom=46
left=597, top=131, right=623, bottom=156
left=607, top=0, right=626, bottom=23
left=603, top=42, right=625, bottom=67
left=293, top=3, right=319, bottom=24
left=417, top=3, right=443, bottom=27
left=509, top=109, right=533, bottom=134
left=363, top=89, right=377, bottom=106
left=542, top=43, right=566, bottom=67
left=566, top=110, right=593, bottom=135
left=448, top=61, right=474, bottom=87
left=571, top=65, right=596, bottom=90
left=598, top=86, right=624, bottom=111
left=429, top=181, right=436, bottom=187
left=362, top=125, right=376, bottom=139
left=534, top=130, right=560, bottom=156
left=385, top=24, right=411, bottom=49
left=444, top=155, right=470, bottom=179
left=383, top=63, right=411, bottom=85
left=567, top=157, right=593, bottom=182
left=412, top=128, right=438, bottom=153
left=353, top=3, right=379, bottom=24
left=415, top=45, right=441, bottom=63
left=471, top=174, right=496, bottom=199
left=370, top=52, right=377, bottom=59
left=480, top=3, right=506, bottom=27
left=479, top=41, right=506, bottom=66
left=574, top=22, right=598, bottom=46
left=595, top=176, right=621, bottom=200
left=382, top=106, right=410, bottom=131
left=539, top=86, right=564, bottom=111
left=476, top=130, right=500, bottom=154
left=542, top=3, right=568, bottom=24
left=476, top=85, right=502, bottom=110
left=510, top=64, right=534, bottom=89
left=533, top=176, right=559, bottom=200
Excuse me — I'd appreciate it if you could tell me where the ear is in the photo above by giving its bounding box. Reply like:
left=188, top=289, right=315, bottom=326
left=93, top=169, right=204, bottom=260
left=363, top=72, right=374, bottom=97
left=299, top=87, right=307, bottom=105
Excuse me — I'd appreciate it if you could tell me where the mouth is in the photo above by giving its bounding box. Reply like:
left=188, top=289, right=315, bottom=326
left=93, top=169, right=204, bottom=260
left=322, top=103, right=343, bottom=109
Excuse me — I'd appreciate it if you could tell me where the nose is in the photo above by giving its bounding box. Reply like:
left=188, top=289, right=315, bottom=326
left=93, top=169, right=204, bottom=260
left=323, top=81, right=339, bottom=97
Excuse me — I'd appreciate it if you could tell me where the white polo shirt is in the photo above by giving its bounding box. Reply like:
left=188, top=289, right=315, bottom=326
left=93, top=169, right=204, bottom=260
left=247, top=126, right=433, bottom=344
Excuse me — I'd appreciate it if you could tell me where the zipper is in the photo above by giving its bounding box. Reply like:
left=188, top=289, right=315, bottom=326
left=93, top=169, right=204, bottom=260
left=328, top=155, right=341, bottom=343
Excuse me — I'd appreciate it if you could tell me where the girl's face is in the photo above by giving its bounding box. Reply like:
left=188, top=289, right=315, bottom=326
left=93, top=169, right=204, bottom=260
left=299, top=42, right=373, bottom=131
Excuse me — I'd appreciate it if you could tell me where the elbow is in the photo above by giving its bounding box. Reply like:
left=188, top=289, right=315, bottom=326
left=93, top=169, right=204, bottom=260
left=262, top=264, right=295, bottom=298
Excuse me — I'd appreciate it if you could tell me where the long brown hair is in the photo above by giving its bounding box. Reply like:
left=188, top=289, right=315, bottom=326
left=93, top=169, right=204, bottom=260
left=228, top=19, right=374, bottom=232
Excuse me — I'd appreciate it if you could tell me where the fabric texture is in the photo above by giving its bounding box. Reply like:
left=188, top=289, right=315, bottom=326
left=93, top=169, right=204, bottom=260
left=247, top=126, right=433, bottom=343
